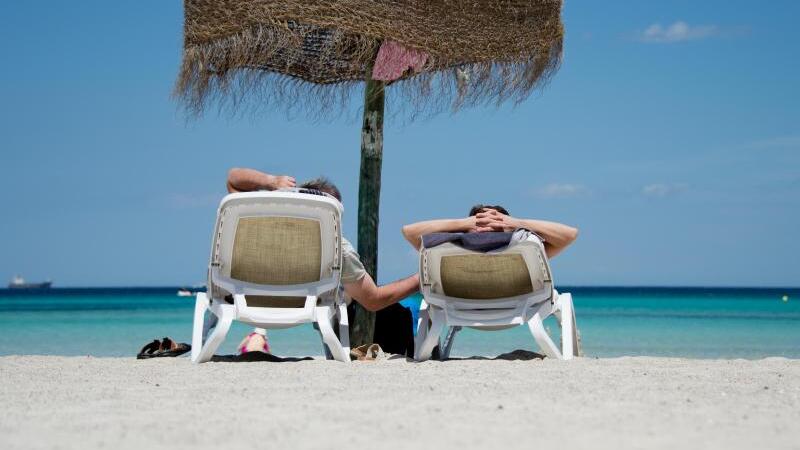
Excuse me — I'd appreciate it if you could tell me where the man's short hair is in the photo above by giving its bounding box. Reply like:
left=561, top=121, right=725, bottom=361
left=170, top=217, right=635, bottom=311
left=300, top=177, right=342, bottom=202
left=469, top=204, right=510, bottom=216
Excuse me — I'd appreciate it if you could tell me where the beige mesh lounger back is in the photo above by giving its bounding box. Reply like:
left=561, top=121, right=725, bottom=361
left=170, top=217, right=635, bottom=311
left=191, top=190, right=350, bottom=363
left=414, top=235, right=580, bottom=361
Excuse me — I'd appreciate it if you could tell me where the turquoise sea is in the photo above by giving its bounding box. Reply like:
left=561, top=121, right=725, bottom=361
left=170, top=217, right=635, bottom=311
left=1, top=287, right=798, bottom=359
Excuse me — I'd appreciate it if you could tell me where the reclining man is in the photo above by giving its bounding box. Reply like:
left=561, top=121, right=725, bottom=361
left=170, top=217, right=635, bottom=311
left=401, top=204, right=579, bottom=258
left=400, top=205, right=577, bottom=359
left=221, top=168, right=420, bottom=354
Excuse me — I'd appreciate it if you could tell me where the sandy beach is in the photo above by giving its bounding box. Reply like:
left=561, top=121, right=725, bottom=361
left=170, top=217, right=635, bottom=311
left=1, top=356, right=798, bottom=450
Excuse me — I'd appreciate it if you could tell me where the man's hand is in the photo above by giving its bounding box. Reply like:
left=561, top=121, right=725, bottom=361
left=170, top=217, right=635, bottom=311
left=268, top=175, right=297, bottom=190
left=474, top=209, right=520, bottom=232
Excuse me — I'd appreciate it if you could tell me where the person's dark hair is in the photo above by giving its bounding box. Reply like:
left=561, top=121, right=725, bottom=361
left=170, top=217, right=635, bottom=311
left=468, top=204, right=510, bottom=216
left=300, top=177, right=342, bottom=202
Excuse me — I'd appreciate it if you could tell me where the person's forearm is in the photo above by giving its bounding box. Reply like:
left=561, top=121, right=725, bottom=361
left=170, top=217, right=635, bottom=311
left=514, top=218, right=578, bottom=256
left=374, top=274, right=420, bottom=309
left=227, top=168, right=275, bottom=193
left=345, top=273, right=420, bottom=312
left=401, top=219, right=468, bottom=249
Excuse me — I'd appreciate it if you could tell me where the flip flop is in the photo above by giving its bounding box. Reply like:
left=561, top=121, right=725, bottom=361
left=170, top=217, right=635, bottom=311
left=156, top=337, right=191, bottom=358
left=349, top=343, right=384, bottom=361
left=136, top=339, right=162, bottom=359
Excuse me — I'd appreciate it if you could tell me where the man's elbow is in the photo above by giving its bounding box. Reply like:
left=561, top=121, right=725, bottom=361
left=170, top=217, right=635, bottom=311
left=227, top=167, right=243, bottom=184
left=568, top=226, right=579, bottom=243
left=361, top=301, right=382, bottom=312
left=401, top=225, right=412, bottom=241
left=360, top=287, right=396, bottom=312
left=358, top=295, right=384, bottom=312
left=401, top=225, right=418, bottom=247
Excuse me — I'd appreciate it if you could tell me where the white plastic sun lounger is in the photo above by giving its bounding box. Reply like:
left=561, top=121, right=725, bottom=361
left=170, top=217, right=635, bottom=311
left=414, top=235, right=580, bottom=361
left=191, top=189, right=350, bottom=363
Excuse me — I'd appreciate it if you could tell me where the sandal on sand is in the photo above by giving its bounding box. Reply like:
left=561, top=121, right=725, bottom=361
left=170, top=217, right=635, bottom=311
left=136, top=337, right=191, bottom=359
left=136, top=339, right=162, bottom=359
left=350, top=343, right=384, bottom=361
left=157, top=337, right=191, bottom=358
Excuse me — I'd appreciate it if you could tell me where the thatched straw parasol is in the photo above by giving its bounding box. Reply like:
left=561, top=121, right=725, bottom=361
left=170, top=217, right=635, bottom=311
left=175, top=0, right=564, bottom=347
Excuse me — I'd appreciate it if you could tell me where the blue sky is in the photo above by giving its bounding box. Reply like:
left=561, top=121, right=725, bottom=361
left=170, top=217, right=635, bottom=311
left=0, top=1, right=798, bottom=287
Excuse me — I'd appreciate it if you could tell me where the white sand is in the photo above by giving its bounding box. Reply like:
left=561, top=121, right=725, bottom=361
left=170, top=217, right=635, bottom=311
left=1, top=356, right=798, bottom=450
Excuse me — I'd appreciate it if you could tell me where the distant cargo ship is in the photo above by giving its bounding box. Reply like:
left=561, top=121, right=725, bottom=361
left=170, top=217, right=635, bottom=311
left=7, top=275, right=52, bottom=289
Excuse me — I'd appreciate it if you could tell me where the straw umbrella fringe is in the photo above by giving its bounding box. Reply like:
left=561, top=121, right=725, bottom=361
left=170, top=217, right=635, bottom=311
left=177, top=0, right=563, bottom=116
left=175, top=0, right=564, bottom=347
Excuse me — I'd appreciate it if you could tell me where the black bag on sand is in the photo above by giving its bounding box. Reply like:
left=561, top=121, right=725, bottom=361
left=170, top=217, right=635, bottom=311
left=374, top=303, right=415, bottom=357
left=347, top=303, right=415, bottom=358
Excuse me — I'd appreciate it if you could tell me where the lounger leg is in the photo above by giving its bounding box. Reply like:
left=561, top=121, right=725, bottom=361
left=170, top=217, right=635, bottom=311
left=440, top=326, right=461, bottom=360
left=190, top=293, right=209, bottom=363
left=414, top=306, right=444, bottom=362
left=313, top=322, right=333, bottom=359
left=193, top=302, right=233, bottom=364
left=528, top=312, right=563, bottom=360
left=316, top=303, right=350, bottom=363
left=414, top=300, right=430, bottom=354
left=558, top=293, right=580, bottom=358
left=337, top=301, right=350, bottom=355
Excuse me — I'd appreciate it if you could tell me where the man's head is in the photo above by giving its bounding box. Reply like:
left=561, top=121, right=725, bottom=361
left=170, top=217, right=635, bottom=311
left=468, top=204, right=509, bottom=217
left=300, top=177, right=342, bottom=202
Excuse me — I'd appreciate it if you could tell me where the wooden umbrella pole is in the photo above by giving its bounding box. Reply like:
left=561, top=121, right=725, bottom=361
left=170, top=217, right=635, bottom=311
left=351, top=70, right=386, bottom=347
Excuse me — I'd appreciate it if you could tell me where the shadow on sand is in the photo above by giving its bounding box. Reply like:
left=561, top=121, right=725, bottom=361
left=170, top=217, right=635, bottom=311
left=208, top=349, right=544, bottom=363
left=447, top=349, right=546, bottom=361
left=210, top=353, right=314, bottom=363
left=382, top=349, right=545, bottom=362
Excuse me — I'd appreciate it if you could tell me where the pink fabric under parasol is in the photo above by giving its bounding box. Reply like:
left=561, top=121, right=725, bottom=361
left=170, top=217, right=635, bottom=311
left=371, top=40, right=429, bottom=81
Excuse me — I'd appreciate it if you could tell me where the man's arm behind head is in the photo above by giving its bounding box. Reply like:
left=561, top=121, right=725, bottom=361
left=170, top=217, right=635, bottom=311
left=226, top=168, right=296, bottom=193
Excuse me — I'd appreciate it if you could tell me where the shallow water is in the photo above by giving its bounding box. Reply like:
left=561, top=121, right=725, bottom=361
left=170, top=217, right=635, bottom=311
left=0, top=287, right=797, bottom=358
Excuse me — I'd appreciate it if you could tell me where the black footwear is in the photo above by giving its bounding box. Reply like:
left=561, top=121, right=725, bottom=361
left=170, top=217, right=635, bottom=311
left=137, top=337, right=191, bottom=359
left=136, top=339, right=162, bottom=359
left=156, top=337, right=191, bottom=357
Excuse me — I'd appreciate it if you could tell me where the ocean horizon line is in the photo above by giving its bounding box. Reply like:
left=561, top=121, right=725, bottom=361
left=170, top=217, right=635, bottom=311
left=2, top=285, right=798, bottom=293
